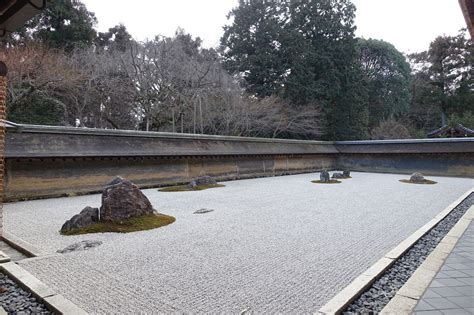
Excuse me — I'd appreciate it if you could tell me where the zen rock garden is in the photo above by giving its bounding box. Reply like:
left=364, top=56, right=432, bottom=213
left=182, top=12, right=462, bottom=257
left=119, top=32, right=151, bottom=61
left=4, top=171, right=473, bottom=314
left=312, top=169, right=351, bottom=184
left=61, top=176, right=175, bottom=235
left=400, top=172, right=437, bottom=185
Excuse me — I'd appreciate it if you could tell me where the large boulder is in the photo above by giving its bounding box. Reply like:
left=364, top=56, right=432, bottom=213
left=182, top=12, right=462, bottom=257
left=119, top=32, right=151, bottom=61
left=320, top=170, right=330, bottom=182
left=410, top=172, right=425, bottom=183
left=60, top=207, right=99, bottom=233
left=343, top=170, right=351, bottom=178
left=107, top=176, right=124, bottom=186
left=188, top=175, right=217, bottom=188
left=101, top=177, right=154, bottom=222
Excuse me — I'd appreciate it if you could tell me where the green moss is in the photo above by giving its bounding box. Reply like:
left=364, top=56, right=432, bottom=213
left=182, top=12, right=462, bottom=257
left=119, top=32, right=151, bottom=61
left=311, top=180, right=341, bottom=184
left=159, top=184, right=225, bottom=192
left=60, top=213, right=176, bottom=235
left=399, top=179, right=437, bottom=185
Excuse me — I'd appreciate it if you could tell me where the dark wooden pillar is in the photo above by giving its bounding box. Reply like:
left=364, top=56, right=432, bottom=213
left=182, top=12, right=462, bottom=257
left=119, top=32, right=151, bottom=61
left=0, top=61, right=7, bottom=235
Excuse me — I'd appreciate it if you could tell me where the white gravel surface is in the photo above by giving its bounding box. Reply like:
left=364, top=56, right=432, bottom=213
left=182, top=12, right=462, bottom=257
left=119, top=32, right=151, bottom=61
left=4, top=172, right=473, bottom=313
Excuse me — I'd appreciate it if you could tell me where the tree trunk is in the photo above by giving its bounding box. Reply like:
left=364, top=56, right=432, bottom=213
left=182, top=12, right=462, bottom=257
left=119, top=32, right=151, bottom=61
left=171, top=108, right=175, bottom=133
left=199, top=97, right=203, bottom=134
left=441, top=111, right=447, bottom=127
left=193, top=99, right=196, bottom=134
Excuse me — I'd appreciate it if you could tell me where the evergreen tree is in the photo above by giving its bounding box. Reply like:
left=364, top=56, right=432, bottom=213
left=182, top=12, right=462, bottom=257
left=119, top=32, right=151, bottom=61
left=95, top=24, right=132, bottom=52
left=221, top=0, right=369, bottom=140
left=357, top=38, right=412, bottom=127
left=221, top=0, right=289, bottom=97
left=409, top=29, right=473, bottom=128
left=3, top=0, right=97, bottom=51
left=34, top=0, right=97, bottom=51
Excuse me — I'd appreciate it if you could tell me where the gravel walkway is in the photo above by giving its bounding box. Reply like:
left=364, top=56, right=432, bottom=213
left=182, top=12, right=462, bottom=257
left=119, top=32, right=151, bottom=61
left=0, top=272, right=52, bottom=314
left=4, top=172, right=473, bottom=313
left=345, top=193, right=474, bottom=313
left=414, top=221, right=474, bottom=314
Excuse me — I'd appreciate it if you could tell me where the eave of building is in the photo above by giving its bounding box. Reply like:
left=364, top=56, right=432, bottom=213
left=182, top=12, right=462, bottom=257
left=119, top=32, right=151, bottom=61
left=459, top=0, right=474, bottom=39
left=0, top=0, right=50, bottom=37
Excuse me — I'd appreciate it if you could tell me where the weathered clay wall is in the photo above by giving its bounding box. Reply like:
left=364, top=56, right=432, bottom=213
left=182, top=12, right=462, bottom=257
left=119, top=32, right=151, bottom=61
left=336, top=153, right=474, bottom=177
left=335, top=139, right=474, bottom=178
left=4, top=124, right=474, bottom=201
left=4, top=124, right=337, bottom=201
left=5, top=155, right=335, bottom=201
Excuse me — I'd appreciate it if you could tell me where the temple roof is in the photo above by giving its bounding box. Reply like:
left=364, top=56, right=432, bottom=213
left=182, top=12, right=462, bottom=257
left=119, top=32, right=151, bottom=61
left=427, top=124, right=474, bottom=138
left=0, top=0, right=49, bottom=37
left=459, top=0, right=474, bottom=39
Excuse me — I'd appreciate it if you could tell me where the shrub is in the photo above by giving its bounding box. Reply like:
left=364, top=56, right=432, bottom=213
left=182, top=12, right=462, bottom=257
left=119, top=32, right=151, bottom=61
left=370, top=118, right=411, bottom=140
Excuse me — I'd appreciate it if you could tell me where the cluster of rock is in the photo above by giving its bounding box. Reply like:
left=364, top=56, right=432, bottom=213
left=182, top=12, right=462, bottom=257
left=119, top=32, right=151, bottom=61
left=320, top=170, right=331, bottom=182
left=57, top=240, right=103, bottom=254
left=0, top=272, right=52, bottom=314
left=332, top=170, right=351, bottom=179
left=61, top=177, right=155, bottom=233
left=188, top=175, right=217, bottom=188
left=409, top=172, right=425, bottom=183
left=319, top=170, right=351, bottom=182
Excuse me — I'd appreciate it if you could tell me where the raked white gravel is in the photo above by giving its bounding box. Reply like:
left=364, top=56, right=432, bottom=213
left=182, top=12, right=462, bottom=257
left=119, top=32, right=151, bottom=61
left=4, top=172, right=473, bottom=313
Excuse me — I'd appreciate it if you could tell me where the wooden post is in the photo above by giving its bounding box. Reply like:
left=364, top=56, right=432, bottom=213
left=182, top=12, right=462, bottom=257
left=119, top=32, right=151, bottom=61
left=0, top=61, right=7, bottom=236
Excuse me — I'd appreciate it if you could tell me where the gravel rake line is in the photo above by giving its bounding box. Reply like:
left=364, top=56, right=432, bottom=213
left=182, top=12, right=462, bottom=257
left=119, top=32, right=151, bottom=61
left=344, top=193, right=474, bottom=314
left=7, top=173, right=473, bottom=312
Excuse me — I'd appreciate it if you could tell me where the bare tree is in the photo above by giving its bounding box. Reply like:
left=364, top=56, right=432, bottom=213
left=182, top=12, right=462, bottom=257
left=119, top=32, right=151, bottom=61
left=371, top=118, right=411, bottom=140
left=124, top=32, right=222, bottom=132
left=67, top=48, right=136, bottom=129
left=201, top=92, right=322, bottom=139
left=2, top=43, right=83, bottom=115
left=4, top=33, right=322, bottom=139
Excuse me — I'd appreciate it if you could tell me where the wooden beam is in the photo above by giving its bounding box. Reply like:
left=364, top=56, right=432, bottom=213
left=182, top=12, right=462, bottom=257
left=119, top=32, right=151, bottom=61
left=459, top=0, right=474, bottom=39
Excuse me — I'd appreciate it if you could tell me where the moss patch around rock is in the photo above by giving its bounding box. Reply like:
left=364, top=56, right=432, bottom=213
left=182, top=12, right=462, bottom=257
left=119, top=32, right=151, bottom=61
left=159, top=184, right=225, bottom=192
left=60, top=213, right=176, bottom=235
left=399, top=179, right=437, bottom=185
left=311, top=180, right=341, bottom=184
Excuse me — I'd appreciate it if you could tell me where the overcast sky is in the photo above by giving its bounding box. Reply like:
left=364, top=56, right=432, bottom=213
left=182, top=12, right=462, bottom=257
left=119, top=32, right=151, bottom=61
left=81, top=0, right=467, bottom=54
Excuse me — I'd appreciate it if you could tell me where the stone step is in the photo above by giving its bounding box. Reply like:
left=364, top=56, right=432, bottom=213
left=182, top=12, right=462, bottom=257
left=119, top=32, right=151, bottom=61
left=0, top=240, right=28, bottom=262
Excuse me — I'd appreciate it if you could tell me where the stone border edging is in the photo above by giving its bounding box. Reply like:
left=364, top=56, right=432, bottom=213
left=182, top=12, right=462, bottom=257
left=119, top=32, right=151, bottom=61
left=0, top=250, right=10, bottom=263
left=1, top=231, right=45, bottom=257
left=318, top=188, right=474, bottom=314
left=0, top=262, right=87, bottom=315
left=380, top=204, right=474, bottom=314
